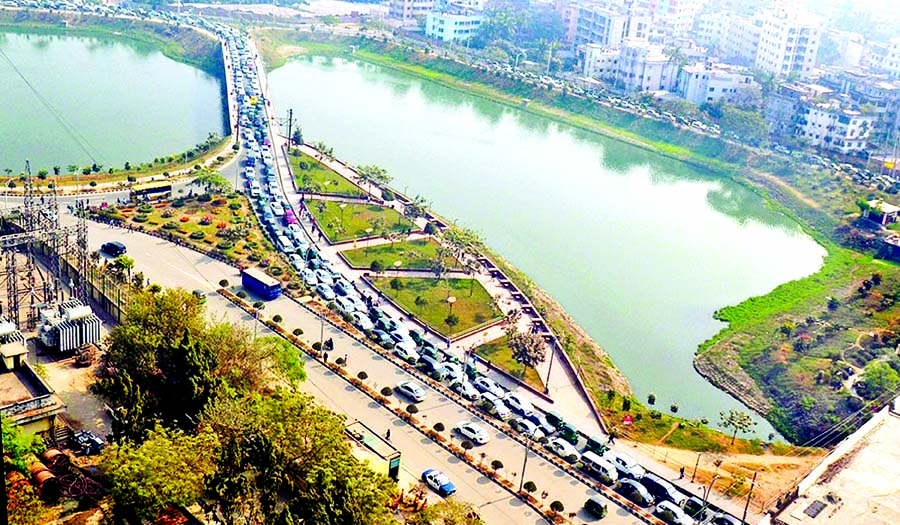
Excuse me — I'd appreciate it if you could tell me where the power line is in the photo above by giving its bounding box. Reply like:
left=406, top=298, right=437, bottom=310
left=0, top=45, right=106, bottom=166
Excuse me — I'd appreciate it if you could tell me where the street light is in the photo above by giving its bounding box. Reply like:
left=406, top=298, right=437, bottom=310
left=365, top=227, right=373, bottom=253
left=447, top=295, right=457, bottom=315
left=514, top=51, right=527, bottom=70
left=701, top=474, right=720, bottom=510
left=518, top=435, right=531, bottom=493
left=339, top=203, right=347, bottom=228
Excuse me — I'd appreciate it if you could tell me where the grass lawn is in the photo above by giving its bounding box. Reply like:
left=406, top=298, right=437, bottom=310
left=371, top=276, right=502, bottom=338
left=475, top=335, right=545, bottom=392
left=340, top=238, right=461, bottom=270
left=308, top=200, right=414, bottom=243
left=288, top=149, right=363, bottom=197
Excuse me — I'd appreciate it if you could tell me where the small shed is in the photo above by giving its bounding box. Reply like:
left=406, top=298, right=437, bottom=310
left=864, top=199, right=900, bottom=225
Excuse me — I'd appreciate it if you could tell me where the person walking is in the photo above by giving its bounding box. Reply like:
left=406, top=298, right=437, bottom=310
left=385, top=429, right=391, bottom=441
left=679, top=466, right=685, bottom=479
left=343, top=353, right=349, bottom=366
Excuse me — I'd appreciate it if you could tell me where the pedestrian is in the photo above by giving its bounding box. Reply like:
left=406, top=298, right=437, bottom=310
left=607, top=433, right=615, bottom=446
left=679, top=466, right=685, bottom=479
left=385, top=429, right=391, bottom=441
left=323, top=352, right=328, bottom=363
left=343, top=353, right=348, bottom=366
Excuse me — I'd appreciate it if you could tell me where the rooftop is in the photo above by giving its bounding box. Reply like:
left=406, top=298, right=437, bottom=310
left=775, top=402, right=900, bottom=525
left=0, top=367, right=46, bottom=405
left=869, top=199, right=900, bottom=215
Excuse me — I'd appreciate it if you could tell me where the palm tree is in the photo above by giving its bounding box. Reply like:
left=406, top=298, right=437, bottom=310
left=356, top=165, right=386, bottom=195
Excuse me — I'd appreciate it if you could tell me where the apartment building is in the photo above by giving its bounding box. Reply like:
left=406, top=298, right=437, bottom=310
left=618, top=38, right=678, bottom=92
left=425, top=10, right=484, bottom=42
left=796, top=102, right=875, bottom=154
left=719, top=14, right=764, bottom=66
left=389, top=0, right=435, bottom=25
left=677, top=62, right=757, bottom=105
left=884, top=38, right=900, bottom=80
left=754, top=8, right=822, bottom=78
left=574, top=3, right=649, bottom=47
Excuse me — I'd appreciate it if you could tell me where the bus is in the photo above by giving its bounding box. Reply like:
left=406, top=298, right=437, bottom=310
left=241, top=267, right=282, bottom=300
left=131, top=181, right=172, bottom=202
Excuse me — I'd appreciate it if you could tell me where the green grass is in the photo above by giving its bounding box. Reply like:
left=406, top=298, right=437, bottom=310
left=371, top=276, right=502, bottom=338
left=308, top=200, right=414, bottom=243
left=340, top=238, right=460, bottom=270
left=288, top=150, right=363, bottom=197
left=475, top=335, right=545, bottom=392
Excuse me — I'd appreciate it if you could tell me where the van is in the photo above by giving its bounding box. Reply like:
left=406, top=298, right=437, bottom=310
left=639, top=472, right=686, bottom=507
left=581, top=451, right=618, bottom=485
left=276, top=235, right=295, bottom=254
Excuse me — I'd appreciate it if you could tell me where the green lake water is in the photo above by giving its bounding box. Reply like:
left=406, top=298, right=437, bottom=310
left=269, top=56, right=828, bottom=438
left=0, top=30, right=226, bottom=174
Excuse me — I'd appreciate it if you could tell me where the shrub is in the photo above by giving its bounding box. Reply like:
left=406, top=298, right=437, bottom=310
left=217, top=241, right=235, bottom=250
left=190, top=231, right=206, bottom=240
left=138, top=204, right=153, bottom=213
left=670, top=402, right=679, bottom=413
left=550, top=501, right=564, bottom=514
left=380, top=386, right=393, bottom=397
left=229, top=202, right=241, bottom=210
left=634, top=412, right=643, bottom=422
left=293, top=328, right=304, bottom=336
left=162, top=222, right=179, bottom=230
left=407, top=404, right=419, bottom=414
left=491, top=459, right=503, bottom=471
left=212, top=198, right=228, bottom=206
left=355, top=371, right=368, bottom=381
left=647, top=392, right=656, bottom=405
left=132, top=214, right=149, bottom=223
left=269, top=266, right=284, bottom=276
left=272, top=314, right=283, bottom=323
left=433, top=422, right=445, bottom=432
left=299, top=161, right=309, bottom=170
left=172, top=199, right=186, bottom=208
left=219, top=279, right=229, bottom=288
left=523, top=481, right=537, bottom=493
left=236, top=290, right=248, bottom=299
left=424, top=222, right=437, bottom=235
left=312, top=342, right=322, bottom=351
left=197, top=194, right=212, bottom=202
left=381, top=189, right=395, bottom=201
left=649, top=410, right=662, bottom=419
left=335, top=357, right=345, bottom=366
left=621, top=397, right=631, bottom=411
left=89, top=181, right=97, bottom=187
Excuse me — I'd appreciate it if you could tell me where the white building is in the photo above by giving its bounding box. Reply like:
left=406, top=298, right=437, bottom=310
left=796, top=103, right=876, bottom=154
left=579, top=43, right=620, bottom=81
left=677, top=62, right=757, bottom=105
left=425, top=11, right=484, bottom=42
left=884, top=38, right=900, bottom=80
left=618, top=38, right=678, bottom=92
left=574, top=4, right=649, bottom=47
left=754, top=8, right=822, bottom=78
left=719, top=14, right=764, bottom=66
left=389, top=0, right=435, bottom=25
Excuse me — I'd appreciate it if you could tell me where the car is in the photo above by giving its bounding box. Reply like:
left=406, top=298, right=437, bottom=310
left=708, top=513, right=742, bottom=525
left=394, top=341, right=420, bottom=363
left=315, top=284, right=336, bottom=301
left=389, top=330, right=415, bottom=347
left=396, top=380, right=426, bottom=402
left=333, top=279, right=353, bottom=296
left=422, top=469, right=456, bottom=497
left=477, top=392, right=512, bottom=420
left=100, top=241, right=127, bottom=257
left=288, top=254, right=305, bottom=271
left=369, top=329, right=395, bottom=349
left=350, top=311, right=374, bottom=331
left=546, top=437, right=581, bottom=463
left=640, top=472, right=687, bottom=506
left=616, top=479, right=654, bottom=508
left=416, top=354, right=444, bottom=375
left=191, top=290, right=207, bottom=303
left=314, top=269, right=334, bottom=286
left=408, top=329, right=425, bottom=344
left=603, top=450, right=646, bottom=479
left=449, top=380, right=481, bottom=401
left=509, top=417, right=544, bottom=440
left=654, top=501, right=695, bottom=525
left=473, top=376, right=505, bottom=397
left=302, top=269, right=318, bottom=287
left=453, top=420, right=491, bottom=444
left=375, top=317, right=400, bottom=332
left=525, top=412, right=556, bottom=436
left=346, top=295, right=367, bottom=312
left=584, top=495, right=608, bottom=518
left=682, top=497, right=711, bottom=522
left=334, top=296, right=357, bottom=315
left=368, top=306, right=385, bottom=320
left=557, top=423, right=579, bottom=445
left=502, top=392, right=534, bottom=416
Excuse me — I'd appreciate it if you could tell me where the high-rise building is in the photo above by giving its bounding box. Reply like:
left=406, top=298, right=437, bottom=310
left=389, top=0, right=436, bottom=25
left=754, top=8, right=822, bottom=78
left=574, top=3, right=650, bottom=47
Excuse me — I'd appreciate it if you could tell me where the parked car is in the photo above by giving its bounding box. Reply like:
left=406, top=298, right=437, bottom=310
left=502, top=392, right=534, bottom=416
left=393, top=341, right=420, bottom=363
left=422, top=469, right=456, bottom=497
left=314, top=269, right=334, bottom=286
left=375, top=317, right=400, bottom=332
left=416, top=355, right=445, bottom=378
left=640, top=472, right=687, bottom=506
left=395, top=380, right=426, bottom=403
left=334, top=296, right=357, bottom=315
left=584, top=495, right=608, bottom=519
left=547, top=437, right=581, bottom=463
left=525, top=412, right=556, bottom=436
left=581, top=451, right=618, bottom=485
left=453, top=420, right=491, bottom=444
left=682, top=497, right=712, bottom=523
left=603, top=450, right=646, bottom=479
left=302, top=269, right=318, bottom=287
left=509, top=417, right=544, bottom=440
left=477, top=392, right=512, bottom=420
left=288, top=254, right=305, bottom=271
left=350, top=311, right=374, bottom=332
left=473, top=376, right=505, bottom=397
left=616, top=479, right=654, bottom=508
left=557, top=423, right=579, bottom=445
left=100, top=241, right=126, bottom=257
left=369, top=329, right=395, bottom=349
left=315, top=284, right=335, bottom=301
left=709, top=513, right=742, bottom=525
left=449, top=380, right=481, bottom=401
left=654, top=501, right=695, bottom=525
left=389, top=330, right=415, bottom=348
left=408, top=328, right=425, bottom=344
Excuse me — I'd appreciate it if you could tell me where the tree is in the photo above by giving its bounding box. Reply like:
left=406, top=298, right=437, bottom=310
left=857, top=361, right=900, bottom=400
left=505, top=310, right=547, bottom=373
left=2, top=415, right=46, bottom=472
left=313, top=141, right=334, bottom=160
left=390, top=277, right=404, bottom=291
left=720, top=105, right=768, bottom=146
left=291, top=126, right=304, bottom=147
left=408, top=500, right=484, bottom=525
left=192, top=168, right=231, bottom=195
left=101, top=426, right=219, bottom=522
left=719, top=410, right=757, bottom=444
left=445, top=313, right=460, bottom=329
left=113, top=254, right=135, bottom=278
left=370, top=259, right=385, bottom=274
left=356, top=164, right=387, bottom=195
left=550, top=500, right=565, bottom=514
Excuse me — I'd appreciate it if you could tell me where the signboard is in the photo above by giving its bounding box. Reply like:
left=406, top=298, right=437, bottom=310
left=623, top=415, right=633, bottom=425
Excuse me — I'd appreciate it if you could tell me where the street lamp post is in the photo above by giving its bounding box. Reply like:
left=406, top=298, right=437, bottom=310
left=365, top=227, right=373, bottom=253
left=514, top=51, right=527, bottom=70
left=447, top=295, right=457, bottom=316
left=339, top=203, right=347, bottom=229
left=702, top=474, right=720, bottom=510
left=518, top=436, right=531, bottom=493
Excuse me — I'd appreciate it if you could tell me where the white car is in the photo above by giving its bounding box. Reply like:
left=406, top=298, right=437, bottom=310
left=503, top=392, right=534, bottom=416
left=346, top=294, right=367, bottom=312
left=450, top=380, right=480, bottom=401
left=603, top=450, right=646, bottom=479
left=314, top=269, right=334, bottom=286
left=509, top=417, right=544, bottom=440
left=654, top=501, right=695, bottom=525
left=393, top=341, right=420, bottom=363
left=302, top=269, right=318, bottom=287
left=395, top=380, right=426, bottom=403
left=453, top=420, right=491, bottom=445
left=474, top=376, right=505, bottom=397
left=350, top=311, right=374, bottom=331
left=334, top=296, right=358, bottom=315
left=547, top=437, right=581, bottom=463
left=288, top=254, right=305, bottom=271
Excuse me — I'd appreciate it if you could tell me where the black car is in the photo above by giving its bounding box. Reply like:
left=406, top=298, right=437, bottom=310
left=584, top=496, right=608, bottom=518
left=100, top=241, right=127, bottom=257
left=639, top=472, right=686, bottom=507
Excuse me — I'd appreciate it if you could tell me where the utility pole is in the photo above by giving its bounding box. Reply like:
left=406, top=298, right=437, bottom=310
left=287, top=108, right=293, bottom=147
left=741, top=472, right=758, bottom=525
left=518, top=437, right=531, bottom=493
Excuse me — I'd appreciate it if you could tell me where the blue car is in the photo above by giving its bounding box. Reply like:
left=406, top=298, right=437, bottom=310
left=422, top=469, right=456, bottom=497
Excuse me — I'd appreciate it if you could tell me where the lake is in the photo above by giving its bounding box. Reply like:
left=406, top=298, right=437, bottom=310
left=282, top=56, right=826, bottom=438
left=0, top=30, right=226, bottom=174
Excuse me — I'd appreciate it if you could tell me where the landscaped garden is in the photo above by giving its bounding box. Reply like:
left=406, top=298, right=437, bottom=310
left=307, top=199, right=415, bottom=243
left=370, top=276, right=502, bottom=338
left=89, top=193, right=308, bottom=296
left=288, top=149, right=363, bottom=197
left=339, top=238, right=461, bottom=270
left=475, top=335, right=545, bottom=391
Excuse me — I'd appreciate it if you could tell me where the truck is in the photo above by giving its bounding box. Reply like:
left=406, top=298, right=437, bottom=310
left=241, top=267, right=282, bottom=300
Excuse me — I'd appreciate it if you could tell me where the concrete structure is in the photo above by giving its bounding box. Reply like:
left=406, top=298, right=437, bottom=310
left=754, top=8, right=822, bottom=78
left=0, top=326, right=66, bottom=435
left=677, top=62, right=756, bottom=105
left=425, top=10, right=483, bottom=42
left=820, top=69, right=900, bottom=146
left=765, top=82, right=833, bottom=139
left=795, top=102, right=875, bottom=155
left=345, top=419, right=402, bottom=481
left=863, top=199, right=900, bottom=225
left=618, top=38, right=678, bottom=92
left=719, top=14, right=764, bottom=66
left=819, top=29, right=864, bottom=69
left=774, top=399, right=900, bottom=525
left=574, top=3, right=648, bottom=47
left=884, top=38, right=900, bottom=80
left=578, top=42, right=620, bottom=81
left=388, top=0, right=435, bottom=25
left=691, top=11, right=728, bottom=49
